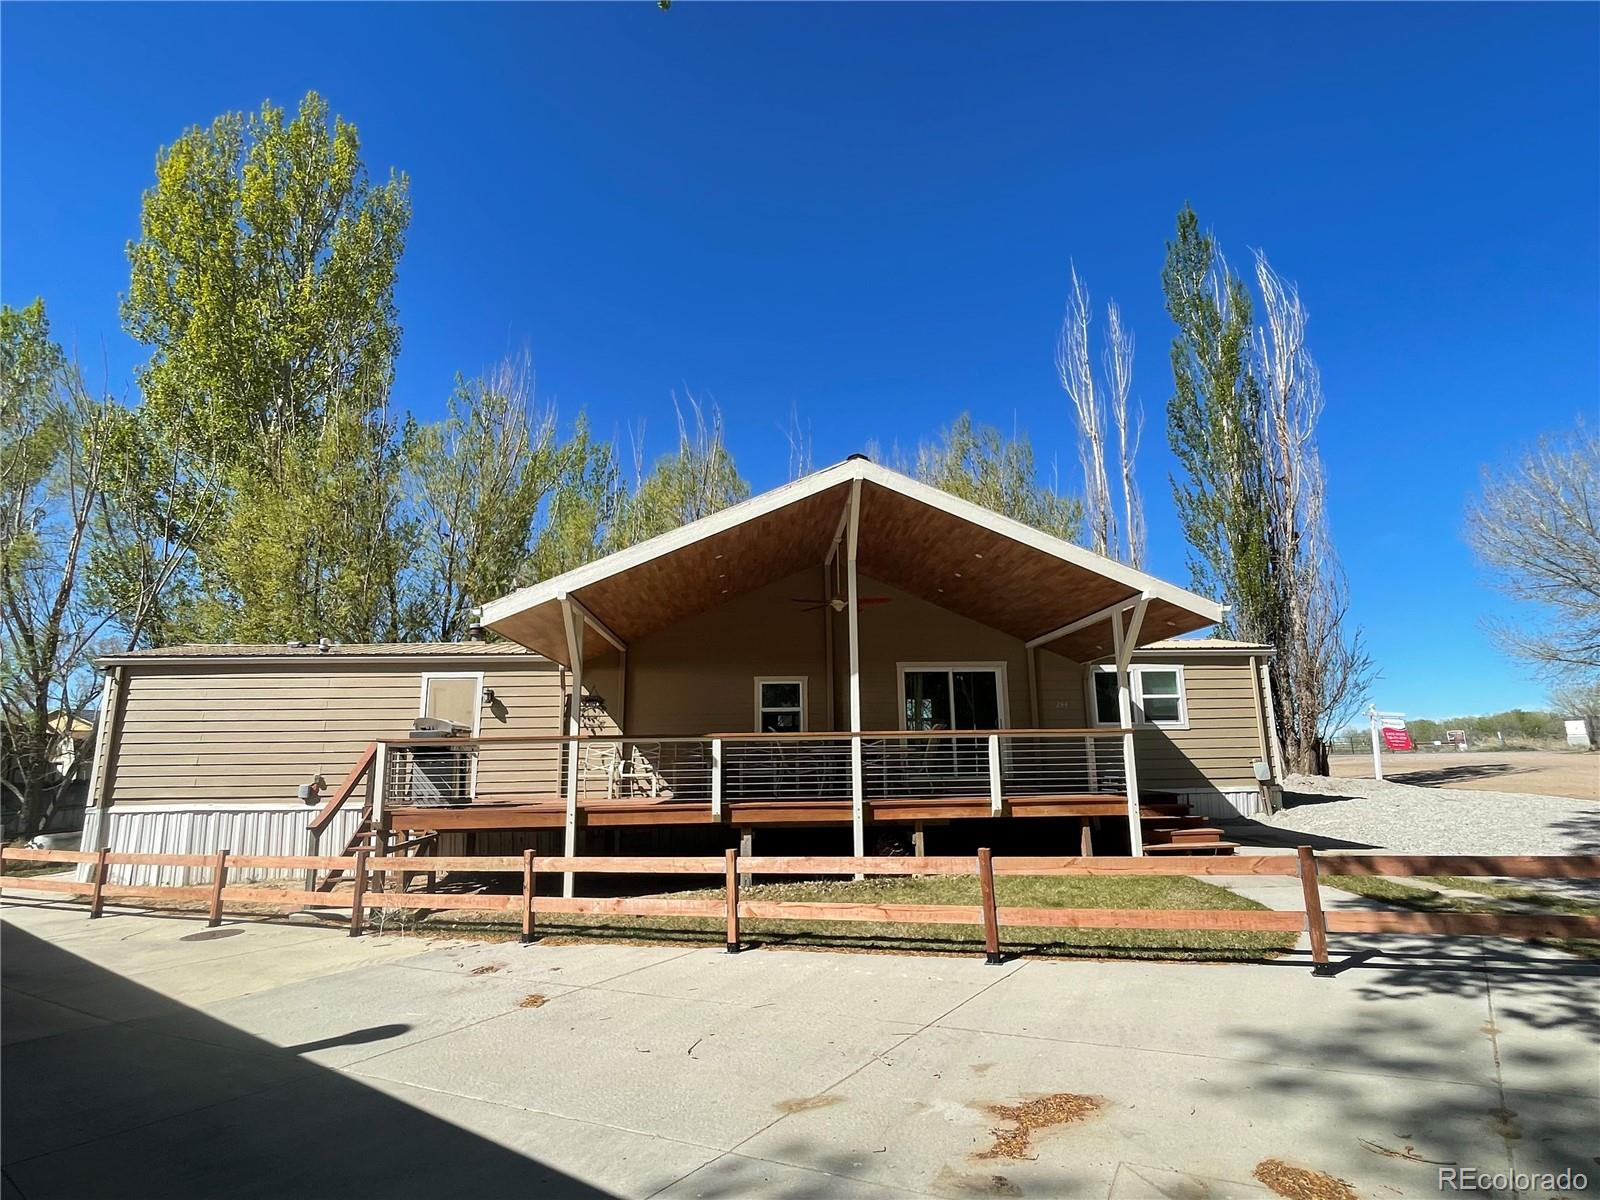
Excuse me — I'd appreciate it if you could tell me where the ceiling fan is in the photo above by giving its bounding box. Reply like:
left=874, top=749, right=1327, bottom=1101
left=791, top=595, right=893, bottom=613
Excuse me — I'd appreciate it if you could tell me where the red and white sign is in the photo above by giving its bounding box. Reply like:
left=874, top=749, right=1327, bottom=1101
left=1380, top=718, right=1414, bottom=752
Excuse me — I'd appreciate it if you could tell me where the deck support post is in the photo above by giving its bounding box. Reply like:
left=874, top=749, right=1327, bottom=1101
left=1112, top=597, right=1149, bottom=856
left=845, top=478, right=865, bottom=873
left=561, top=595, right=584, bottom=898
left=1079, top=817, right=1094, bottom=857
left=739, top=826, right=753, bottom=887
left=912, top=822, right=926, bottom=857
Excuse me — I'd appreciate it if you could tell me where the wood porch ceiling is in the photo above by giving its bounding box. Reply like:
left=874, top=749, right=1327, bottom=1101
left=487, top=471, right=1216, bottom=664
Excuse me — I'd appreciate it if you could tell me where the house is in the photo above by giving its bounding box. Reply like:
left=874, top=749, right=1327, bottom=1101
left=83, top=457, right=1282, bottom=888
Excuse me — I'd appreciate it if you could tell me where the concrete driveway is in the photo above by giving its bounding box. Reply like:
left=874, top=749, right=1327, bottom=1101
left=3, top=898, right=1596, bottom=1199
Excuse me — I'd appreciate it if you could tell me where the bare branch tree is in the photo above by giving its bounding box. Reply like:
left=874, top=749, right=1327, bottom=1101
left=1058, top=266, right=1115, bottom=558
left=1103, top=301, right=1144, bottom=567
left=1466, top=421, right=1600, bottom=679
left=1251, top=250, right=1374, bottom=771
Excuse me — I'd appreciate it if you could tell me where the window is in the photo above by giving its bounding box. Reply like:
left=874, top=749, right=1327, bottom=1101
left=1089, top=665, right=1188, bottom=729
left=897, top=664, right=1008, bottom=731
left=755, top=678, right=807, bottom=733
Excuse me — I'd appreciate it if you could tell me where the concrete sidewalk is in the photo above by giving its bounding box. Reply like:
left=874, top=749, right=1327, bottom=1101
left=3, top=898, right=1596, bottom=1199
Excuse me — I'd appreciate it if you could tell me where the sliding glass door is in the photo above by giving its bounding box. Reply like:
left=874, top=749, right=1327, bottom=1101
left=900, top=666, right=1004, bottom=788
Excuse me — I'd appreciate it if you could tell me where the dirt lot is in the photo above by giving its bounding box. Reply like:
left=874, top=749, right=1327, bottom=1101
left=1329, top=749, right=1598, bottom=802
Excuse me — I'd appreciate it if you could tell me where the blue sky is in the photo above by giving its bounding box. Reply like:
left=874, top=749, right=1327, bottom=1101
left=4, top=3, right=1596, bottom=721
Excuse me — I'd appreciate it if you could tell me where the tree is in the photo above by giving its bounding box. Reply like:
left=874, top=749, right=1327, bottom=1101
left=120, top=91, right=412, bottom=643
left=910, top=413, right=1081, bottom=539
left=1250, top=250, right=1375, bottom=770
left=609, top=396, right=749, bottom=550
left=1466, top=422, right=1600, bottom=680
left=1163, top=209, right=1373, bottom=772
left=1162, top=206, right=1273, bottom=641
left=1057, top=265, right=1144, bottom=564
left=409, top=355, right=620, bottom=640
left=124, top=90, right=410, bottom=466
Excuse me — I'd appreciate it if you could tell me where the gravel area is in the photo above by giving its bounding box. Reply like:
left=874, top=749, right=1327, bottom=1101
left=1260, top=773, right=1600, bottom=856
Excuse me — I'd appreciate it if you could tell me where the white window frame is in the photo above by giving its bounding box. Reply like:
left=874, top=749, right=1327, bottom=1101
left=754, top=676, right=808, bottom=733
left=1088, top=663, right=1189, bottom=730
left=419, top=671, right=486, bottom=736
left=895, top=662, right=1011, bottom=731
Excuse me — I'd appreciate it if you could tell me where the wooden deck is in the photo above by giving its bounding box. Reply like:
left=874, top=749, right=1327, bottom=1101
left=385, top=793, right=1133, bottom=831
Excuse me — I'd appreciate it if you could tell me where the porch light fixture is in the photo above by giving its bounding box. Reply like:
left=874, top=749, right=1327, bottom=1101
left=481, top=687, right=496, bottom=705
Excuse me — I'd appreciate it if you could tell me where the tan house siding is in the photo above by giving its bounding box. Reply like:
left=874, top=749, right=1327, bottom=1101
left=835, top=576, right=1033, bottom=731
left=1128, top=657, right=1266, bottom=792
left=1036, top=648, right=1089, bottom=728
left=106, top=658, right=565, bottom=807
left=625, top=570, right=831, bottom=735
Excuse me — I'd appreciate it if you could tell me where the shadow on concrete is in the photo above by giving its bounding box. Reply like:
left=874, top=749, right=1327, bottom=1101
left=1202, top=940, right=1600, bottom=1186
left=1, top=925, right=615, bottom=1200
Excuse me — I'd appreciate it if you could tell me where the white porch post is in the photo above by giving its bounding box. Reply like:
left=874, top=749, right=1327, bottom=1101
left=1113, top=596, right=1148, bottom=856
left=845, top=478, right=865, bottom=863
left=710, top=737, right=723, bottom=820
left=560, top=596, right=584, bottom=897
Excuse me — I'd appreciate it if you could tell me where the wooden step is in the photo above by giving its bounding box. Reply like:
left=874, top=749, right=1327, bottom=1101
left=1138, top=803, right=1191, bottom=817
left=1141, top=840, right=1238, bottom=855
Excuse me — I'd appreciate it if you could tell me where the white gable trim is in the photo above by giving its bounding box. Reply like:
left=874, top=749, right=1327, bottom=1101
left=480, top=458, right=1224, bottom=630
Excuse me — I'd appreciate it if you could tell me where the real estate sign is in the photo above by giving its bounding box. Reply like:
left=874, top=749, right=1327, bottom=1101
left=1380, top=717, right=1414, bottom=752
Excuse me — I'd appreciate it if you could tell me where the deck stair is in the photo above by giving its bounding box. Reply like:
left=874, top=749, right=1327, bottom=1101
left=1138, top=798, right=1237, bottom=856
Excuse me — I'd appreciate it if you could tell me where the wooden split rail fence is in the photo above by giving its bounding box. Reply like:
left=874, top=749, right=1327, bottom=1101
left=3, top=846, right=1598, bottom=974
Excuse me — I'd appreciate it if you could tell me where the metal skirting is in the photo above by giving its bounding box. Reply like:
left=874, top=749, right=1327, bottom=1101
left=1175, top=786, right=1271, bottom=819
left=78, top=804, right=366, bottom=887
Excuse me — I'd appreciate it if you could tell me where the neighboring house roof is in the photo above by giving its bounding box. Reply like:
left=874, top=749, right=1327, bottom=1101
left=94, top=642, right=546, bottom=667
left=482, top=456, right=1225, bottom=664
left=1136, top=637, right=1275, bottom=653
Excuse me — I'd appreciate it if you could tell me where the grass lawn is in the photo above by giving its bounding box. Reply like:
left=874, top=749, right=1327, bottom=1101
left=1322, top=874, right=1600, bottom=960
left=375, top=873, right=1297, bottom=963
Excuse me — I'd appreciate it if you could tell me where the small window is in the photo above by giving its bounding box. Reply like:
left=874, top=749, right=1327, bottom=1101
left=1137, top=669, right=1182, bottom=725
left=1090, top=664, right=1188, bottom=729
left=755, top=678, right=807, bottom=733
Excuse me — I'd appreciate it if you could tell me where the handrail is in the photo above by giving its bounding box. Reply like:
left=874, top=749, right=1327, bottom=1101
left=386, top=727, right=1132, bottom=748
left=308, top=742, right=377, bottom=834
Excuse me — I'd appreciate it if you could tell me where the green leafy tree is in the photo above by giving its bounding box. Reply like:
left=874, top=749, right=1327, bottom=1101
left=1162, top=206, right=1273, bottom=642
left=119, top=91, right=412, bottom=643
left=909, top=413, right=1082, bottom=539
left=1, top=303, right=112, bottom=836
left=409, top=356, right=624, bottom=640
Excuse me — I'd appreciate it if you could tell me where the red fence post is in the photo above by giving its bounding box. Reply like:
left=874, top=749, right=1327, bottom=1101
left=88, top=847, right=110, bottom=919
left=977, top=847, right=1002, bottom=965
left=521, top=849, right=537, bottom=944
left=1297, top=845, right=1332, bottom=976
left=349, top=849, right=368, bottom=938
left=207, top=848, right=229, bottom=927
left=725, top=848, right=741, bottom=954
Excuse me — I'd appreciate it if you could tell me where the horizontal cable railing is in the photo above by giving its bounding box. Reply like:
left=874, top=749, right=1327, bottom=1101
left=380, top=728, right=1135, bottom=810
left=998, top=733, right=1126, bottom=797
left=722, top=737, right=853, bottom=803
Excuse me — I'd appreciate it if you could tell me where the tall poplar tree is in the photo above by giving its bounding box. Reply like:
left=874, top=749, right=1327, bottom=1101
left=1162, top=205, right=1274, bottom=642
left=119, top=91, right=412, bottom=643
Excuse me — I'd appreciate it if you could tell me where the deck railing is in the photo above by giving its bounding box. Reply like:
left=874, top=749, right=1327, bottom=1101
left=378, top=728, right=1130, bottom=816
